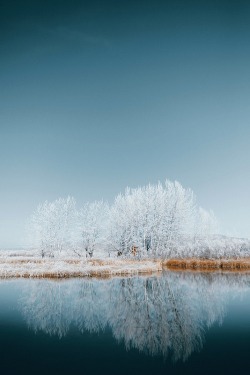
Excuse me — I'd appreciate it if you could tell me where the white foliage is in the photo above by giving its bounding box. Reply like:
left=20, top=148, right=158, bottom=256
left=76, top=201, right=109, bottom=257
left=29, top=197, right=76, bottom=257
left=108, top=180, right=197, bottom=258
left=26, top=179, right=250, bottom=259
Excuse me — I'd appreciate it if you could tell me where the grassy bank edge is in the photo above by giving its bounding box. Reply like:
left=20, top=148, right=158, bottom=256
left=163, top=258, right=250, bottom=271
left=0, top=258, right=162, bottom=279
left=0, top=257, right=250, bottom=278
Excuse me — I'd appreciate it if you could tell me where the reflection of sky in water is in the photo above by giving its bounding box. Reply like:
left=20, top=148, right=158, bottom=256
left=0, top=273, right=250, bottom=374
left=0, top=281, right=21, bottom=323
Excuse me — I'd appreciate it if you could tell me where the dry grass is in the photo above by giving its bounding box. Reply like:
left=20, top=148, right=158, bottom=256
left=163, top=258, right=250, bottom=271
left=0, top=257, right=162, bottom=279
left=0, top=255, right=250, bottom=279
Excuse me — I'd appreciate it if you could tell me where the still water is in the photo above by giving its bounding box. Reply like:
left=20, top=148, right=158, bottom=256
left=0, top=271, right=250, bottom=374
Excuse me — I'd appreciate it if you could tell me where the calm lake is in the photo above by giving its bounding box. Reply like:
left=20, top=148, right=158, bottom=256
left=0, top=271, right=250, bottom=374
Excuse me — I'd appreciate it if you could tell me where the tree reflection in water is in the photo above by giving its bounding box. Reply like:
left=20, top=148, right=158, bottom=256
left=19, top=272, right=249, bottom=361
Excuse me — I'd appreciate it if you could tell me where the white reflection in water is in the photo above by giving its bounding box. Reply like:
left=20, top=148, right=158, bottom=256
left=19, top=272, right=250, bottom=361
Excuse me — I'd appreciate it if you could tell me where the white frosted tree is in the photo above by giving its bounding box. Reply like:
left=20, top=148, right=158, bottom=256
left=108, top=180, right=197, bottom=258
left=159, top=180, right=196, bottom=257
left=29, top=196, right=77, bottom=257
left=27, top=178, right=223, bottom=259
left=76, top=201, right=109, bottom=258
left=108, top=190, right=138, bottom=256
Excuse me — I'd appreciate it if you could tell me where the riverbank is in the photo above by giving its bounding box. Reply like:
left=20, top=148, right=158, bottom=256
left=1, top=251, right=250, bottom=278
left=0, top=257, right=162, bottom=278
left=163, top=258, right=250, bottom=271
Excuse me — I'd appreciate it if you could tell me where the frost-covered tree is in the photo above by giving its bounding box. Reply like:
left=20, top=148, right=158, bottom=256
left=107, top=180, right=197, bottom=258
left=29, top=197, right=76, bottom=257
left=160, top=180, right=196, bottom=257
left=76, top=201, right=109, bottom=258
left=27, top=179, right=229, bottom=259
left=108, top=191, right=136, bottom=256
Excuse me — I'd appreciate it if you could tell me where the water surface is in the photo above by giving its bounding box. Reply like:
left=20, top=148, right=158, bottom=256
left=0, top=271, right=250, bottom=374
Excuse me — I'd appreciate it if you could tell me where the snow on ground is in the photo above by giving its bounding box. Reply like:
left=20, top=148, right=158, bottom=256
left=0, top=249, right=162, bottom=278
left=1, top=245, right=250, bottom=279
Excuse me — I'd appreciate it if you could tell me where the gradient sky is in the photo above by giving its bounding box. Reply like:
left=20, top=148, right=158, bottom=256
left=1, top=0, right=250, bottom=247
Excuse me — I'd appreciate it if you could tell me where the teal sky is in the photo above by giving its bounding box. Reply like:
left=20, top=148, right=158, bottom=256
left=1, top=0, right=250, bottom=247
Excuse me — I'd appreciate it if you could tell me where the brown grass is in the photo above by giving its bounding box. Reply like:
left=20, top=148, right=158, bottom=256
left=0, top=258, right=162, bottom=279
left=1, top=256, right=250, bottom=279
left=163, top=258, right=250, bottom=271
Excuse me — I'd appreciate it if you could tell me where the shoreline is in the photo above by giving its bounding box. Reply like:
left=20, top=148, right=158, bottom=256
left=0, top=256, right=250, bottom=278
left=163, top=258, right=250, bottom=271
left=0, top=258, right=162, bottom=279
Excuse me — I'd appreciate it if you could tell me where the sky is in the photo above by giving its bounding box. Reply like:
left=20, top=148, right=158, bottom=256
left=1, top=0, right=250, bottom=247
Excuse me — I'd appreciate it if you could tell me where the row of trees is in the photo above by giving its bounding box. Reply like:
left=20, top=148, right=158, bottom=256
left=29, top=197, right=109, bottom=258
left=28, top=179, right=246, bottom=259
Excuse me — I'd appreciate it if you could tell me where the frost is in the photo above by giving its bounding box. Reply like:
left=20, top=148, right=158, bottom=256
left=25, top=179, right=250, bottom=259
